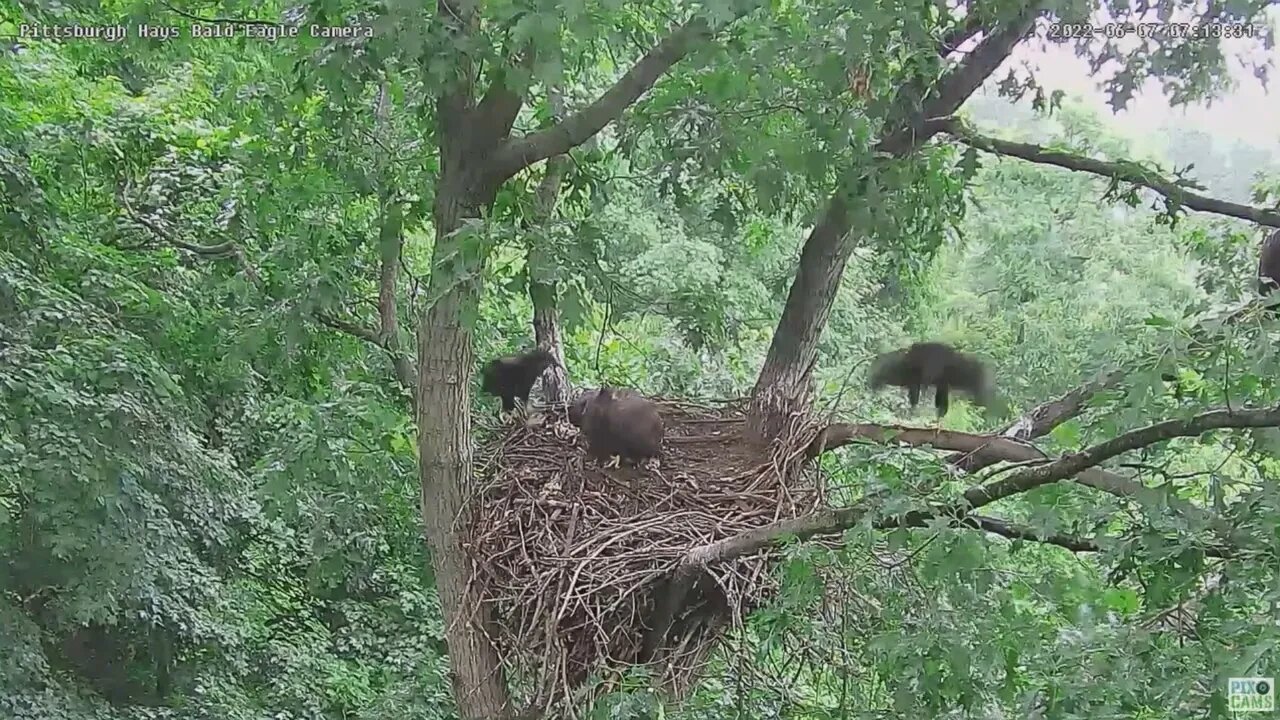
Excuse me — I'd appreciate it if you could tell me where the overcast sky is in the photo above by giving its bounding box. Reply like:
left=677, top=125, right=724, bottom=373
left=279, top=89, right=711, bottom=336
left=997, top=7, right=1280, bottom=150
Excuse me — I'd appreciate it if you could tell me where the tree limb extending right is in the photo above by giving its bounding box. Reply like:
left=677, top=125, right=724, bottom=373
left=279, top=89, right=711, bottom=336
left=935, top=117, right=1280, bottom=227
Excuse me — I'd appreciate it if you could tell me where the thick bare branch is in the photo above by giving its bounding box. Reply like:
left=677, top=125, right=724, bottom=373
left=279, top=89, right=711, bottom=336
left=812, top=421, right=1027, bottom=467
left=706, top=405, right=1278, bottom=567
left=947, top=368, right=1125, bottom=471
left=937, top=117, right=1280, bottom=227
left=487, top=18, right=712, bottom=183
left=818, top=419, right=1234, bottom=539
left=316, top=311, right=383, bottom=346
left=998, top=369, right=1126, bottom=441
left=474, top=47, right=536, bottom=146
left=813, top=422, right=990, bottom=456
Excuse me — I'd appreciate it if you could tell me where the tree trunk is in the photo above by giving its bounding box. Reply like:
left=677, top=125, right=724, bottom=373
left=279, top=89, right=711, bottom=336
left=530, top=273, right=570, bottom=403
left=417, top=189, right=514, bottom=719
left=526, top=160, right=571, bottom=404
left=414, top=10, right=708, bottom=711
left=527, top=87, right=571, bottom=405
left=746, top=4, right=1042, bottom=442
left=747, top=196, right=856, bottom=440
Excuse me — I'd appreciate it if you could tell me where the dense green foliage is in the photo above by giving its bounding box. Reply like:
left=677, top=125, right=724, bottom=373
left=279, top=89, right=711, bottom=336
left=1, top=41, right=453, bottom=719
left=3, top=0, right=1280, bottom=717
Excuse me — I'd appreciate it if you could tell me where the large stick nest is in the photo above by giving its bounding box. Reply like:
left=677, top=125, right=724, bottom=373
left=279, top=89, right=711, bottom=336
left=468, top=397, right=825, bottom=707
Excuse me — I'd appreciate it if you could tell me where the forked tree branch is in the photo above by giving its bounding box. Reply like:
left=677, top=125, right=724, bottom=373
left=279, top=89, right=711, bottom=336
left=749, top=0, right=1035, bottom=411
left=747, top=1, right=1045, bottom=431
left=315, top=309, right=419, bottom=415
left=935, top=117, right=1280, bottom=227
left=316, top=202, right=418, bottom=406
left=487, top=18, right=713, bottom=183
left=882, top=3, right=1041, bottom=154
left=711, top=405, right=1274, bottom=567
left=816, top=420, right=1235, bottom=540
left=651, top=402, right=1254, bottom=657
left=474, top=46, right=536, bottom=146
left=915, top=3, right=1042, bottom=128
left=947, top=368, right=1125, bottom=471
left=434, top=0, right=481, bottom=152
left=313, top=85, right=418, bottom=407
left=762, top=7, right=1045, bottom=409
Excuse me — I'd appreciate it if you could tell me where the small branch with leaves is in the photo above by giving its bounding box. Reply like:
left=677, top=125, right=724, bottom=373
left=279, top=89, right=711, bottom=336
left=818, top=416, right=1235, bottom=542
left=313, top=308, right=417, bottom=408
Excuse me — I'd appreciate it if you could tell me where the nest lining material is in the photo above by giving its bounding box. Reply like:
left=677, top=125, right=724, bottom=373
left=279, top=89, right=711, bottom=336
left=469, top=397, right=824, bottom=704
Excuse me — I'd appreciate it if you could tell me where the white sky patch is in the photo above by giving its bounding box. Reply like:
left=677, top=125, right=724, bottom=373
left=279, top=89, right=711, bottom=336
left=975, top=6, right=1280, bottom=150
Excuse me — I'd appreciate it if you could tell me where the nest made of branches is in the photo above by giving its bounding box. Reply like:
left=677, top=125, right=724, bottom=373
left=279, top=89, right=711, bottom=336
left=468, top=397, right=826, bottom=708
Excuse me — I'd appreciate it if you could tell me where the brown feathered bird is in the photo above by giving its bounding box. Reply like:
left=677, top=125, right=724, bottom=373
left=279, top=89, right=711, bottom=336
left=578, top=387, right=664, bottom=468
left=480, top=348, right=557, bottom=414
left=868, top=341, right=995, bottom=418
